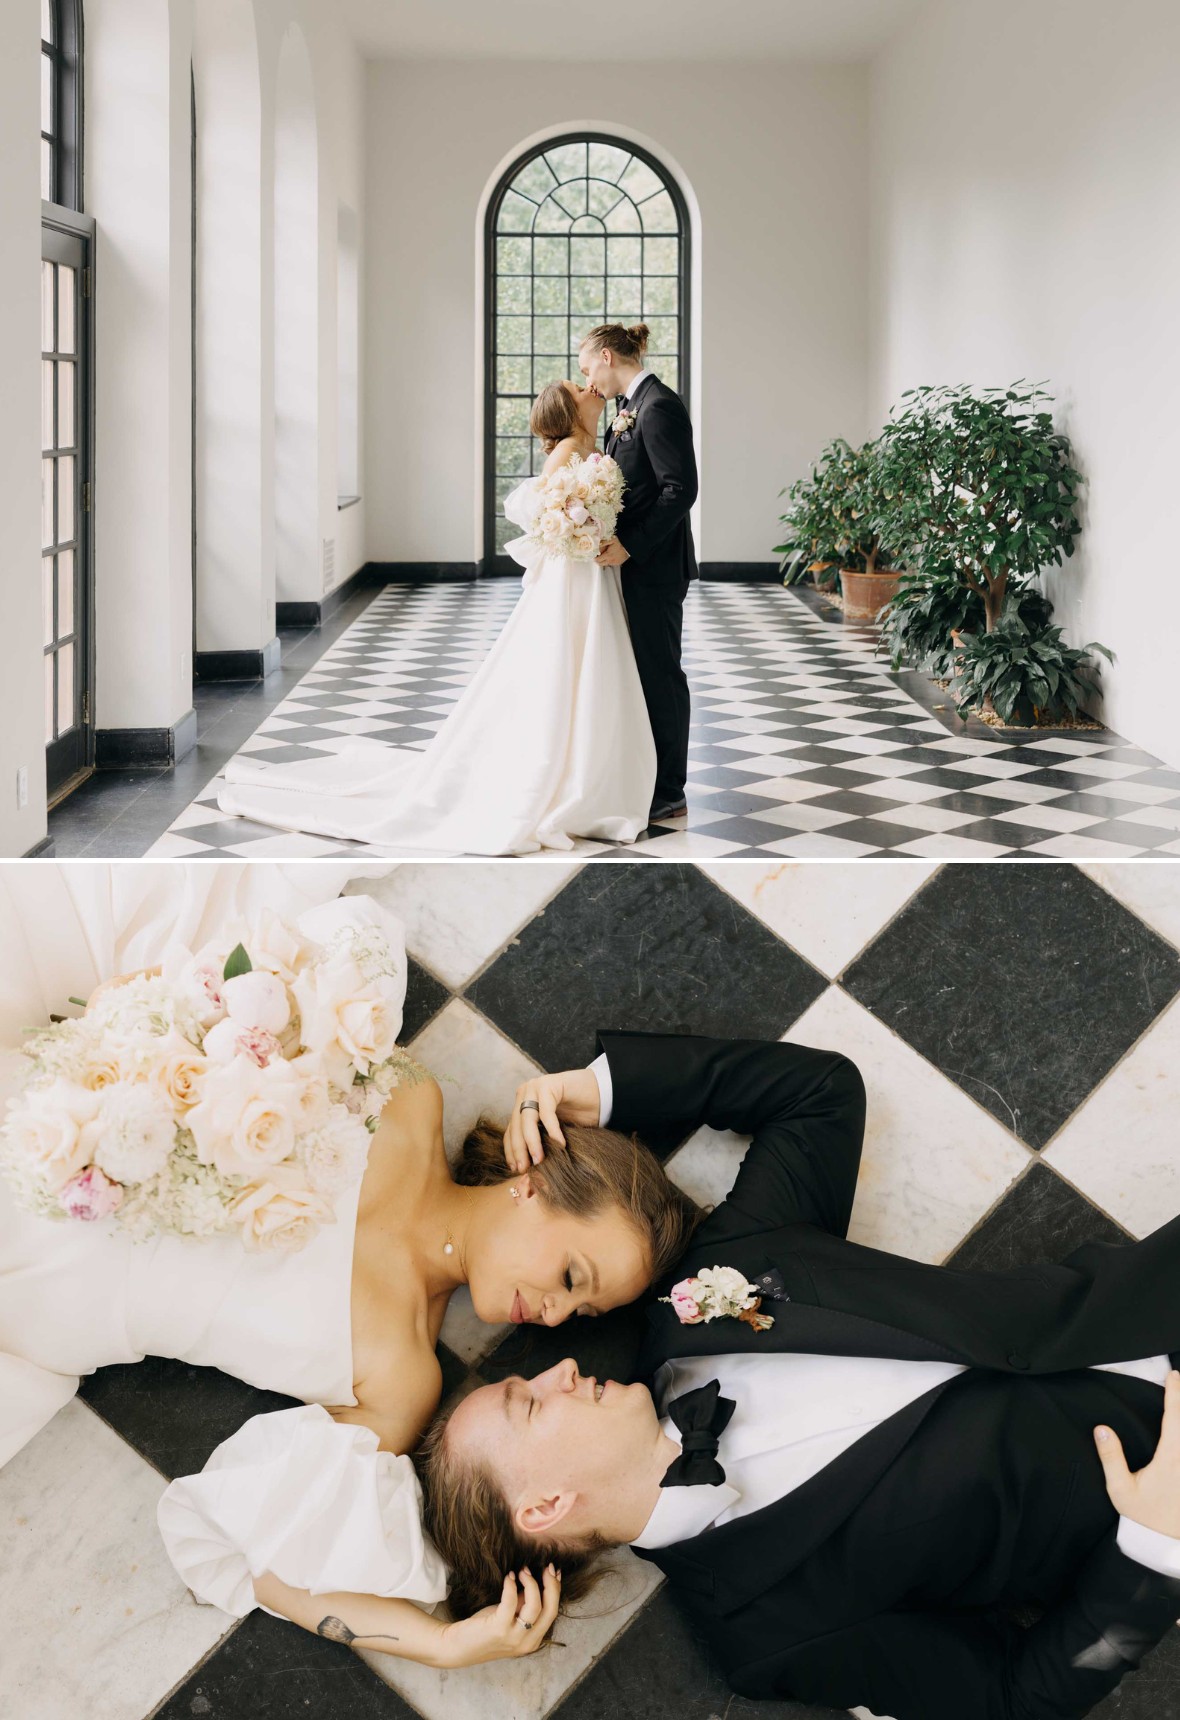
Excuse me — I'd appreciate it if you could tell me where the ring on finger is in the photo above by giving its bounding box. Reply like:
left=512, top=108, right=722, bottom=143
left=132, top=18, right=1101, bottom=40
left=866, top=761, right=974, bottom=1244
left=519, top=1100, right=540, bottom=1115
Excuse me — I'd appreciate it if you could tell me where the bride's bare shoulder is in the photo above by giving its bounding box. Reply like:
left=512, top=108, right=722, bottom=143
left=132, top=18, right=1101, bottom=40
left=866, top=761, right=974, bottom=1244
left=377, top=1070, right=444, bottom=1143
left=541, top=436, right=581, bottom=476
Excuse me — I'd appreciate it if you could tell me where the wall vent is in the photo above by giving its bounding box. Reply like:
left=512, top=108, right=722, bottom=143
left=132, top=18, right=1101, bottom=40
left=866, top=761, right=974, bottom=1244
left=322, top=537, right=336, bottom=594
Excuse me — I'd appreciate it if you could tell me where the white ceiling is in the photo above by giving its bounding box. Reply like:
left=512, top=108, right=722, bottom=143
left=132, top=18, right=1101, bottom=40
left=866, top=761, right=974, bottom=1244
left=334, top=0, right=925, bottom=63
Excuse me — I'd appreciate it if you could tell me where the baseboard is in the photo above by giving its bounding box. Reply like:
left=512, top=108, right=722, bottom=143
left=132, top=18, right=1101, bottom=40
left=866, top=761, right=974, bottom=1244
left=699, top=562, right=782, bottom=582
left=367, top=561, right=478, bottom=584
left=194, top=637, right=282, bottom=683
left=96, top=707, right=197, bottom=769
left=22, top=834, right=55, bottom=858
left=277, top=563, right=391, bottom=629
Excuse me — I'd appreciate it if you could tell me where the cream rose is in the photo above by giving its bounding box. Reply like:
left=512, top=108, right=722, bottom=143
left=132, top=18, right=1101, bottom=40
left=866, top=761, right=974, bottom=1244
left=3, top=1079, right=98, bottom=1191
left=186, top=1057, right=303, bottom=1178
left=573, top=532, right=597, bottom=559
left=293, top=957, right=402, bottom=1079
left=230, top=1175, right=335, bottom=1253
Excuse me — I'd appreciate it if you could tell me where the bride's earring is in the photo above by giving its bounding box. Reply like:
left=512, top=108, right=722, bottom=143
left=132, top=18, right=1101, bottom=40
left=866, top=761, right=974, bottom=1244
left=510, top=1185, right=521, bottom=1202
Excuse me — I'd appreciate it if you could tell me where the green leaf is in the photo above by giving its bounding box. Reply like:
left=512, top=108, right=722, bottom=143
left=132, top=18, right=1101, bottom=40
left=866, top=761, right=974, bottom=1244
left=223, top=943, right=253, bottom=981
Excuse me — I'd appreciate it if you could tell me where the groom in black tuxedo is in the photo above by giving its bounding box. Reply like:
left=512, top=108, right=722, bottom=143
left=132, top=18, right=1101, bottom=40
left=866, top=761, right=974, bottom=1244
left=579, top=324, right=698, bottom=822
left=425, top=1033, right=1180, bottom=1719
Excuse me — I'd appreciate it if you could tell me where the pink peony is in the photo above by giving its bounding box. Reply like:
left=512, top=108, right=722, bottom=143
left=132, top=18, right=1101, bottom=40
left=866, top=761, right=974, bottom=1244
left=669, top=1278, right=705, bottom=1324
left=203, top=1018, right=283, bottom=1068
left=59, top=1165, right=124, bottom=1221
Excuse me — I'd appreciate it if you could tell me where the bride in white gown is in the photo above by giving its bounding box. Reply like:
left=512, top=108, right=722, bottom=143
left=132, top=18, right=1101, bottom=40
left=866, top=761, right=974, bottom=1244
left=0, top=863, right=692, bottom=1668
left=217, top=381, right=657, bottom=855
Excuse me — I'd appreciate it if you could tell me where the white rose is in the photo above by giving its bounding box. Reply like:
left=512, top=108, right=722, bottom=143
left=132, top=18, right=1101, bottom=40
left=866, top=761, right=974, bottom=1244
left=541, top=510, right=564, bottom=539
left=697, top=1265, right=754, bottom=1309
left=161, top=947, right=227, bottom=1029
left=153, top=1031, right=209, bottom=1110
left=186, top=1057, right=303, bottom=1178
left=572, top=532, right=597, bottom=559
left=84, top=1082, right=175, bottom=1185
left=230, top=1174, right=335, bottom=1253
left=222, top=970, right=290, bottom=1035
left=3, top=1079, right=99, bottom=1191
left=293, top=957, right=402, bottom=1079
left=566, top=502, right=589, bottom=525
left=301, top=1112, right=371, bottom=1196
left=232, top=911, right=312, bottom=983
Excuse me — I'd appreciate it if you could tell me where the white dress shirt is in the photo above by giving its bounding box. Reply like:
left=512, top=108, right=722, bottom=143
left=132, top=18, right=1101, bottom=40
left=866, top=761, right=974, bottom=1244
left=585, top=1053, right=1180, bottom=1579
left=621, top=367, right=651, bottom=405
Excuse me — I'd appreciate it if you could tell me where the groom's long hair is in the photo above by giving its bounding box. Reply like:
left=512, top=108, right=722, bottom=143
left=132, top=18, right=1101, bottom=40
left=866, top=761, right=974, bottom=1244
left=416, top=1396, right=609, bottom=1623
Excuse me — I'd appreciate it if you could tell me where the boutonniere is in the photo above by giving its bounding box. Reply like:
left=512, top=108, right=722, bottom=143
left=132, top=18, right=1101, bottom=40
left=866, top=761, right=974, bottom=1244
left=662, top=1265, right=780, bottom=1333
left=611, top=408, right=637, bottom=437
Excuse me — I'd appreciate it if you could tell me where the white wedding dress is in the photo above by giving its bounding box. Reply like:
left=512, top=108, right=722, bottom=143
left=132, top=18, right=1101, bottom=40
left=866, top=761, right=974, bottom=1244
left=217, top=476, right=658, bottom=855
left=0, top=862, right=447, bottom=1616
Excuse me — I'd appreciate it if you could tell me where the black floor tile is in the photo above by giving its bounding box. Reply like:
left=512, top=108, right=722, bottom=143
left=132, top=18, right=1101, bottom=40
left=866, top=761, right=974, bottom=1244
left=465, top=865, right=828, bottom=1072
left=1088, top=1629, right=1180, bottom=1719
left=402, top=956, right=452, bottom=1041
left=150, top=1607, right=421, bottom=1720
left=80, top=1356, right=299, bottom=1480
left=552, top=1586, right=848, bottom=1720
left=842, top=865, right=1180, bottom=1149
left=948, top=1163, right=1128, bottom=1271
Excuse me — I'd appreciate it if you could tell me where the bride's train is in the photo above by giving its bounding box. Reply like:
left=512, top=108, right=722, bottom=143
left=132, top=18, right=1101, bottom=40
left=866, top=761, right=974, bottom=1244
left=217, top=479, right=657, bottom=856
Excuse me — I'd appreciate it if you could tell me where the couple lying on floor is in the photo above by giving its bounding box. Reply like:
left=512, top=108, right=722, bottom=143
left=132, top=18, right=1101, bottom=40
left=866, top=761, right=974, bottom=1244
left=5, top=892, right=1178, bottom=1720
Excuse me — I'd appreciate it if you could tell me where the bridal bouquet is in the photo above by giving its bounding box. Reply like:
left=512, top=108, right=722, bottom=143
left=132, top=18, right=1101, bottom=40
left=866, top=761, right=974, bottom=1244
left=0, top=910, right=416, bottom=1253
left=517, top=452, right=625, bottom=563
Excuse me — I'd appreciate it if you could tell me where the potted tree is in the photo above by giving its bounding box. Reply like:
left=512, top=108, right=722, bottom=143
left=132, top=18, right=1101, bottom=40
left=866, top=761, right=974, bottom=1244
left=776, top=438, right=902, bottom=620
left=876, top=382, right=1082, bottom=632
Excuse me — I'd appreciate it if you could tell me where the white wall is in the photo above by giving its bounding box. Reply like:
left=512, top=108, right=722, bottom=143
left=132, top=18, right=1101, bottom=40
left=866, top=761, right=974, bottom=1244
left=362, top=60, right=870, bottom=565
left=274, top=22, right=320, bottom=604
left=870, top=0, right=1180, bottom=761
left=87, top=0, right=194, bottom=733
left=0, top=4, right=49, bottom=854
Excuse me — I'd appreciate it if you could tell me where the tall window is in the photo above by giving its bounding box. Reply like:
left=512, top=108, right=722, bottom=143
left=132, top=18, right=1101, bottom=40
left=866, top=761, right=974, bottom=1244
left=483, top=134, right=689, bottom=572
left=41, top=0, right=82, bottom=211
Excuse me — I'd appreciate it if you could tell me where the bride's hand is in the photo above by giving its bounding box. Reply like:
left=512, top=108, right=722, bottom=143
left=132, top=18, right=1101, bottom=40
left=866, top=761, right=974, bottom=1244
left=504, top=1073, right=569, bottom=1170
left=439, top=1567, right=561, bottom=1665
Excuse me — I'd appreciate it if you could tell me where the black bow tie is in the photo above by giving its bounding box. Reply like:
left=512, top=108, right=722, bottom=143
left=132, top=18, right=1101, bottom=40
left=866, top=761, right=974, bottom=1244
left=660, top=1378, right=736, bottom=1489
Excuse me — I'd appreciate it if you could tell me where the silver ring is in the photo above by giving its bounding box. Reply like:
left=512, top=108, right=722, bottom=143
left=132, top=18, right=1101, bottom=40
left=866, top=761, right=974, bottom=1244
left=519, top=1100, right=540, bottom=1114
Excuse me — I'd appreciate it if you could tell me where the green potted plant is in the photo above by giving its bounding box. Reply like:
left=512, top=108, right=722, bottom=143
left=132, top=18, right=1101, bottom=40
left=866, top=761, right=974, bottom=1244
left=952, top=605, right=1113, bottom=727
left=776, top=438, right=902, bottom=619
left=876, top=382, right=1082, bottom=632
left=879, top=570, right=1052, bottom=678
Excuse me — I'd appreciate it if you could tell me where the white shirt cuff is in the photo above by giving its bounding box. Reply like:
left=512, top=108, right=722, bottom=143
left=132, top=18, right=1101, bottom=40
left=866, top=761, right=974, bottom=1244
left=1117, top=1514, right=1180, bottom=1578
left=588, top=1052, right=612, bottom=1127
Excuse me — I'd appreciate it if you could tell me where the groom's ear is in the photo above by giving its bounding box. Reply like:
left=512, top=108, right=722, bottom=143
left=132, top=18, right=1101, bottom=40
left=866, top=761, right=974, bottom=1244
left=516, top=1490, right=578, bottom=1537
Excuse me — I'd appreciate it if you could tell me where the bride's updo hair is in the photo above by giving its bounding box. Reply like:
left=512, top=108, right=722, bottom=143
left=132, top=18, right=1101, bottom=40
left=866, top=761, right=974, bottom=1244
left=580, top=322, right=650, bottom=363
left=529, top=381, right=582, bottom=455
left=456, top=1116, right=699, bottom=1289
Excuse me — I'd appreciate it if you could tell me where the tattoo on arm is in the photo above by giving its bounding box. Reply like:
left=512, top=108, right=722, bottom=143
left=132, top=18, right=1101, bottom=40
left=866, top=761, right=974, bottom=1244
left=316, top=1614, right=400, bottom=1647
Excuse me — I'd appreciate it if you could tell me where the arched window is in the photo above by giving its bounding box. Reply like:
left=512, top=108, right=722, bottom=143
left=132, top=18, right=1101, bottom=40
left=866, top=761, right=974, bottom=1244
left=483, top=133, right=690, bottom=572
left=41, top=0, right=83, bottom=211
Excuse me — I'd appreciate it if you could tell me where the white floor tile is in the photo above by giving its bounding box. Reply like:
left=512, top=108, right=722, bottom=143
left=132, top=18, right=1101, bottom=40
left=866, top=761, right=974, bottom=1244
left=699, top=863, right=937, bottom=977
left=363, top=1549, right=662, bottom=1720
left=406, top=998, right=542, bottom=1160
left=789, top=989, right=1030, bottom=1259
left=359, top=864, right=581, bottom=988
left=1044, top=995, right=1180, bottom=1235
left=0, top=1401, right=230, bottom=1720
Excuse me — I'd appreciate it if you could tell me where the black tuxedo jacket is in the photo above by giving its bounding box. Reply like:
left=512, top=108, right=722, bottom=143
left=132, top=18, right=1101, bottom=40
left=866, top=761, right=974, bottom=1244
left=607, top=375, right=698, bottom=585
left=597, top=1031, right=1180, bottom=1719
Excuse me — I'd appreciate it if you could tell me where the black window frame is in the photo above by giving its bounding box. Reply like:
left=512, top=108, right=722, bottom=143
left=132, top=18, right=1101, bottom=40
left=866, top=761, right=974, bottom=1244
left=481, top=131, right=691, bottom=575
left=41, top=0, right=84, bottom=213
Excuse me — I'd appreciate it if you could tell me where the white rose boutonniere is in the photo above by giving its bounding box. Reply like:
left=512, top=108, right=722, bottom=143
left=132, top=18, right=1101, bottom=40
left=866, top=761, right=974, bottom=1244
left=662, top=1264, right=775, bottom=1332
left=612, top=407, right=637, bottom=437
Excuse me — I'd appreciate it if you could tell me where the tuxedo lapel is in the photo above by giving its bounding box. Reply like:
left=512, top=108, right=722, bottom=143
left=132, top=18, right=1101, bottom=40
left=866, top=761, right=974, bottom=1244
left=607, top=374, right=658, bottom=450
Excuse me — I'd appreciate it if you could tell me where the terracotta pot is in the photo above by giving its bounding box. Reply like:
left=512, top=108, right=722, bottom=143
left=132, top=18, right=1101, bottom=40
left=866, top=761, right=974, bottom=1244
left=839, top=567, right=902, bottom=622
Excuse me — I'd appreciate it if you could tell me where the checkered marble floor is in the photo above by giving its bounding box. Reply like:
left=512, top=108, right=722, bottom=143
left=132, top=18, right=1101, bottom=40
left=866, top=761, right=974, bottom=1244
left=7, top=860, right=1180, bottom=1720
left=144, top=583, right=1180, bottom=860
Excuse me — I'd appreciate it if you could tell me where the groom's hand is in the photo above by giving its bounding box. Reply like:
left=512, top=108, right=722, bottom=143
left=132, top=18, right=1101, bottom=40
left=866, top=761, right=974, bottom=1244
left=596, top=538, right=630, bottom=566
left=1095, top=1368, right=1180, bottom=1539
left=504, top=1068, right=602, bottom=1170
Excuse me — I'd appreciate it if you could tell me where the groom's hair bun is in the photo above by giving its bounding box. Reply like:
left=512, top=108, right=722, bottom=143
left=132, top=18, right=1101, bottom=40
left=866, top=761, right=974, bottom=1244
left=581, top=321, right=650, bottom=362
